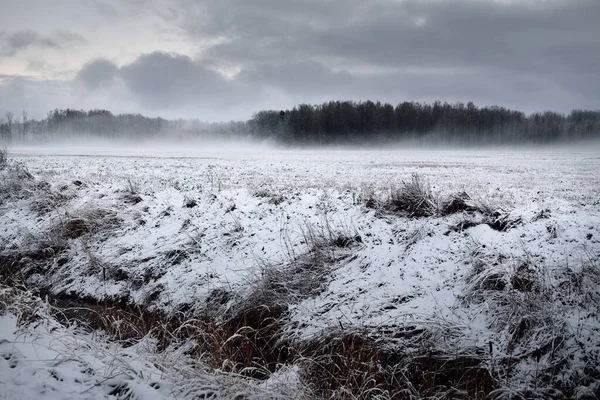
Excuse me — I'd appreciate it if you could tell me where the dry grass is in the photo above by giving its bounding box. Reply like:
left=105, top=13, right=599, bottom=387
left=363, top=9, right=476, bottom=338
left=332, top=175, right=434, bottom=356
left=0, top=285, right=311, bottom=400
left=2, top=157, right=597, bottom=398
left=440, top=191, right=478, bottom=215
left=0, top=206, right=123, bottom=287
left=36, top=289, right=498, bottom=400
left=193, top=228, right=356, bottom=378
left=381, top=174, right=515, bottom=231
left=0, top=220, right=509, bottom=400
left=0, top=147, right=7, bottom=169
left=0, top=149, right=34, bottom=205
left=462, top=245, right=600, bottom=399
left=0, top=152, right=73, bottom=215
left=386, top=173, right=438, bottom=217
left=0, top=285, right=49, bottom=326
left=296, top=326, right=496, bottom=399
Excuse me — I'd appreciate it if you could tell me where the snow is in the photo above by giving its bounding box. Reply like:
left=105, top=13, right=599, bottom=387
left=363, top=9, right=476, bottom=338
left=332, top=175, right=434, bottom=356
left=1, top=146, right=600, bottom=397
left=0, top=289, right=305, bottom=399
left=0, top=312, right=171, bottom=399
left=3, top=147, right=599, bottom=315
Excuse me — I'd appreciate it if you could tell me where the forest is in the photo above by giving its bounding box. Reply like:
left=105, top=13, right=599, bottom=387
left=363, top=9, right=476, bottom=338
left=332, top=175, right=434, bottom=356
left=1, top=100, right=599, bottom=145
left=250, top=101, right=600, bottom=145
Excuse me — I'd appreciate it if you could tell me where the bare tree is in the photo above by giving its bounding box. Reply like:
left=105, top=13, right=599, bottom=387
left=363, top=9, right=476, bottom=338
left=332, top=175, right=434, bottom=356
left=5, top=112, right=14, bottom=140
left=5, top=112, right=13, bottom=128
left=22, top=110, right=28, bottom=139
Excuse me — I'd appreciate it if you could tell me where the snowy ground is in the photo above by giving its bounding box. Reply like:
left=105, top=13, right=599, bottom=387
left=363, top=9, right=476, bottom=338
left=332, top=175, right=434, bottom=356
left=1, top=146, right=599, bottom=398
left=0, top=287, right=303, bottom=400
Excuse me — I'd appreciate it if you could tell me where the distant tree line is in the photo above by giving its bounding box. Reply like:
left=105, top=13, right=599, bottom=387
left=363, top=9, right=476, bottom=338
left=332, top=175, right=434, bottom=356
left=0, top=109, right=249, bottom=143
left=248, top=101, right=600, bottom=145
left=1, top=101, right=599, bottom=145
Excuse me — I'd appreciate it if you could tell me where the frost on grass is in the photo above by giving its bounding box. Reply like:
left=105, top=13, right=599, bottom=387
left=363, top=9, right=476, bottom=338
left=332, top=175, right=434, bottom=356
left=0, top=147, right=7, bottom=168
left=184, top=220, right=364, bottom=379
left=0, top=153, right=34, bottom=206
left=383, top=173, right=438, bottom=217
left=380, top=173, right=521, bottom=233
left=0, top=286, right=310, bottom=400
left=1, top=150, right=600, bottom=399
left=294, top=324, right=496, bottom=399
left=462, top=246, right=600, bottom=399
left=1, top=206, right=123, bottom=287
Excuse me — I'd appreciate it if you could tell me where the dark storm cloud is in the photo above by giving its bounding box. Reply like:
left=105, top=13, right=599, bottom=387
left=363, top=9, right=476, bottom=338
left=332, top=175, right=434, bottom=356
left=315, top=0, right=600, bottom=70
left=179, top=0, right=600, bottom=70
left=0, top=29, right=87, bottom=57
left=119, top=51, right=242, bottom=109
left=167, top=0, right=600, bottom=112
left=73, top=52, right=250, bottom=112
left=76, top=59, right=119, bottom=89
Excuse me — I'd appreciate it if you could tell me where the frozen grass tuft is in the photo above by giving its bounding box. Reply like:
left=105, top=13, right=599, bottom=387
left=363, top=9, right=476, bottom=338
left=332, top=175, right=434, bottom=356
left=60, top=207, right=123, bottom=239
left=462, top=245, right=600, bottom=398
left=0, top=149, right=34, bottom=206
left=0, top=147, right=7, bottom=169
left=381, top=174, right=517, bottom=230
left=295, top=325, right=496, bottom=399
left=0, top=206, right=123, bottom=286
left=386, top=173, right=438, bottom=217
left=0, top=285, right=313, bottom=399
left=440, top=191, right=478, bottom=215
left=252, top=186, right=287, bottom=205
left=120, top=176, right=144, bottom=204
left=194, top=221, right=361, bottom=378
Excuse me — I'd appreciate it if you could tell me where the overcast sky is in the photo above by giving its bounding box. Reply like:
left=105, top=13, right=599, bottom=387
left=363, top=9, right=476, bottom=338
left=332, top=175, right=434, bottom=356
left=0, top=0, right=598, bottom=121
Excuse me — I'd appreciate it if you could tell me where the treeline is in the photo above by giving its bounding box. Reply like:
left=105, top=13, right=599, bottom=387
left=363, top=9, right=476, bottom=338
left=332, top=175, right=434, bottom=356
left=0, top=109, right=249, bottom=143
left=249, top=101, right=600, bottom=145
left=1, top=101, right=599, bottom=145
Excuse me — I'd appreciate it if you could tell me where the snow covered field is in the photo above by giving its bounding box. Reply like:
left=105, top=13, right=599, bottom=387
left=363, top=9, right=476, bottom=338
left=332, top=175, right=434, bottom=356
left=1, top=146, right=599, bottom=399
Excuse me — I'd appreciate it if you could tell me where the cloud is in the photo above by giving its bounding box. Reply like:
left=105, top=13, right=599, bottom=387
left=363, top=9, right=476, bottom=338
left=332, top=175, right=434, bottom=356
left=76, top=59, right=119, bottom=89
left=174, top=0, right=600, bottom=71
left=0, top=52, right=256, bottom=121
left=1, top=0, right=600, bottom=120
left=119, top=51, right=239, bottom=109
left=92, top=0, right=119, bottom=18
left=166, top=0, right=600, bottom=112
left=0, top=29, right=87, bottom=57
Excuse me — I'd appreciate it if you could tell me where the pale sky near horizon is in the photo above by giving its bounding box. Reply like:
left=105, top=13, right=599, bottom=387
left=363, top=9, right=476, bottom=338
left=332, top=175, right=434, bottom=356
left=1, top=0, right=599, bottom=121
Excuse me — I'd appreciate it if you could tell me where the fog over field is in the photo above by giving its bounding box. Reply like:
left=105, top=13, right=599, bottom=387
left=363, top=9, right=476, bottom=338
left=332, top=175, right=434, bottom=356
left=6, top=136, right=600, bottom=157
left=2, top=0, right=600, bottom=399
